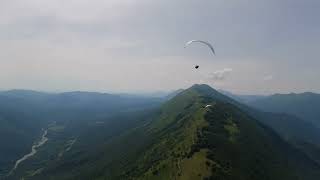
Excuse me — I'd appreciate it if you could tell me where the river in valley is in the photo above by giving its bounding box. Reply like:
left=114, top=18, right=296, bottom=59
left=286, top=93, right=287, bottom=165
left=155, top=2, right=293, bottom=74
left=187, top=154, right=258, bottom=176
left=8, top=129, right=48, bottom=175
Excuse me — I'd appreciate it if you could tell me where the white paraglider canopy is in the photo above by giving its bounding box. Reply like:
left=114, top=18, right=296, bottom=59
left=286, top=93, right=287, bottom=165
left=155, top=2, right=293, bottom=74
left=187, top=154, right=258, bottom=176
left=185, top=40, right=215, bottom=55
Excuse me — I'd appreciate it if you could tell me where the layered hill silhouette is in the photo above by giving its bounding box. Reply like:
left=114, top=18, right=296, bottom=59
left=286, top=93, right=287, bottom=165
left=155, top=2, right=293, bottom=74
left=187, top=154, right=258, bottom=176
left=249, top=92, right=320, bottom=128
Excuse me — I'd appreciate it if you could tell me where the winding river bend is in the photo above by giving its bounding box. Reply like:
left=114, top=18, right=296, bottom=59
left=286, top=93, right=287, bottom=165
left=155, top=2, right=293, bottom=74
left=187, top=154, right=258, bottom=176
left=9, top=129, right=48, bottom=175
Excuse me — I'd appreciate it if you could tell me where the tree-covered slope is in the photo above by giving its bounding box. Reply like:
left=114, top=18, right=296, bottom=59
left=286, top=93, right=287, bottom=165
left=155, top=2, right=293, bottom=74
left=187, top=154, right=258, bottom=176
left=121, top=84, right=320, bottom=180
left=217, top=89, right=320, bottom=165
left=5, top=85, right=320, bottom=180
left=0, top=90, right=162, bottom=179
left=0, top=93, right=47, bottom=176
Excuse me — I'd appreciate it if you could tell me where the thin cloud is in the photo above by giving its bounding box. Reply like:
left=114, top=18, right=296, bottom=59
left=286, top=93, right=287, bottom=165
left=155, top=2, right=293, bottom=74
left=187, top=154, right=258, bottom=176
left=263, top=75, right=273, bottom=81
left=208, top=68, right=233, bottom=81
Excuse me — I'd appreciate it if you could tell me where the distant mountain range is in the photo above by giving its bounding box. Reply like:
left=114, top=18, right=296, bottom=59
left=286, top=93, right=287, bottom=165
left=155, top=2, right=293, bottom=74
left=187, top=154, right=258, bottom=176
left=248, top=92, right=320, bottom=128
left=1, top=86, right=320, bottom=180
left=218, top=89, right=266, bottom=103
left=0, top=90, right=162, bottom=177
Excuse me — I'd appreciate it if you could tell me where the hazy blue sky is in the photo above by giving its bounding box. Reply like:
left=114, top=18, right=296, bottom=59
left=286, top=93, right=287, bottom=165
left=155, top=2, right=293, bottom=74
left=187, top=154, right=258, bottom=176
left=0, top=0, right=319, bottom=94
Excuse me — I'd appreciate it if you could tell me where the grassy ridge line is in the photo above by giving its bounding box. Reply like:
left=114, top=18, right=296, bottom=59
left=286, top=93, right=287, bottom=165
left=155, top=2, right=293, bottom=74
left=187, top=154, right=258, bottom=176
left=122, top=85, right=320, bottom=180
left=122, top=88, right=213, bottom=179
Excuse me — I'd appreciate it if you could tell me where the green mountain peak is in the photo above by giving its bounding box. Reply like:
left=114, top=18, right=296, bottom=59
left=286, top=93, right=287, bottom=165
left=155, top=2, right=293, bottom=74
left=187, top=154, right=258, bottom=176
left=121, top=85, right=320, bottom=180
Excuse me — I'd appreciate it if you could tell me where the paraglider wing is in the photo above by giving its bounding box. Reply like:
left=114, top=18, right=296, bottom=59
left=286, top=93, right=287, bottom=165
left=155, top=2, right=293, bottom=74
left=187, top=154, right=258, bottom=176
left=185, top=40, right=215, bottom=55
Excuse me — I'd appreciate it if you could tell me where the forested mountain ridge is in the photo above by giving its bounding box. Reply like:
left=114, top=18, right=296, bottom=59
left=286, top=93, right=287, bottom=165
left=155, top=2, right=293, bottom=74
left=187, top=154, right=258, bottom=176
left=217, top=89, right=320, bottom=166
left=248, top=92, right=320, bottom=128
left=2, top=86, right=320, bottom=180
left=120, top=84, right=320, bottom=180
left=0, top=90, right=162, bottom=178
